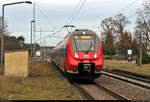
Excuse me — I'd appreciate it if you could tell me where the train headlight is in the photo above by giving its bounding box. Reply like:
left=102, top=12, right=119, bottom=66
left=74, top=52, right=79, bottom=58
left=94, top=52, right=98, bottom=58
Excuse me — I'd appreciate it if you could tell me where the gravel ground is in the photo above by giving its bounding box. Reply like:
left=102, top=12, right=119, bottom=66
left=96, top=75, right=150, bottom=100
left=81, top=84, right=117, bottom=100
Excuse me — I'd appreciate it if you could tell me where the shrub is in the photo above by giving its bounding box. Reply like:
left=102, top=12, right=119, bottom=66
left=142, top=51, right=150, bottom=64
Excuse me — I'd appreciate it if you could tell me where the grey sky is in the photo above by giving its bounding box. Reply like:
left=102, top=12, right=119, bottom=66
left=0, top=0, right=143, bottom=46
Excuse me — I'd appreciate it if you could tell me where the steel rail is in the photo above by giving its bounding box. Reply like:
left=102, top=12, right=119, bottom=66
left=104, top=70, right=150, bottom=83
left=71, top=81, right=130, bottom=100
left=102, top=71, right=150, bottom=90
left=71, top=82, right=95, bottom=100
left=94, top=81, right=130, bottom=100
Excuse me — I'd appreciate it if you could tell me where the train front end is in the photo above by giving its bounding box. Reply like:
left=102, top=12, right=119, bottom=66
left=66, top=29, right=103, bottom=80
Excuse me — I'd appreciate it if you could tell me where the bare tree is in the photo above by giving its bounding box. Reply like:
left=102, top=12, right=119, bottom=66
left=0, top=16, right=9, bottom=36
left=136, top=8, right=150, bottom=50
left=113, top=14, right=131, bottom=58
left=143, top=0, right=150, bottom=16
left=136, top=0, right=150, bottom=43
left=101, top=17, right=115, bottom=58
left=113, top=13, right=131, bottom=37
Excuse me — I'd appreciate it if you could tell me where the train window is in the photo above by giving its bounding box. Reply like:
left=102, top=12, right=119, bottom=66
left=71, top=33, right=99, bottom=51
left=75, top=39, right=95, bottom=51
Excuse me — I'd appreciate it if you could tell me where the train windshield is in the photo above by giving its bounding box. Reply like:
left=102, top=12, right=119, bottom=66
left=74, top=35, right=95, bottom=51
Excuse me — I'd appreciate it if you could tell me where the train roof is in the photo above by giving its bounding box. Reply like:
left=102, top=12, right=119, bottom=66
left=52, top=29, right=99, bottom=50
left=70, top=29, right=98, bottom=36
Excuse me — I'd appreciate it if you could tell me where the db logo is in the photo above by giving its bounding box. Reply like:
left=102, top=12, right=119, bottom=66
left=84, top=55, right=89, bottom=58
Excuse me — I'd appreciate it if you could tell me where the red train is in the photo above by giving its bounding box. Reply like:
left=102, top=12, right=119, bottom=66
left=50, top=29, right=103, bottom=80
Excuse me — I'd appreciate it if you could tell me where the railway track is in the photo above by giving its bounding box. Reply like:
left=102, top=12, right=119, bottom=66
left=70, top=81, right=130, bottom=100
left=104, top=69, right=150, bottom=83
left=102, top=71, right=150, bottom=90
left=94, top=81, right=129, bottom=100
left=71, top=82, right=95, bottom=100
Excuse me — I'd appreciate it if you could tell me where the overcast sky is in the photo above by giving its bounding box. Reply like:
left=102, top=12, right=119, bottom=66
left=0, top=0, right=143, bottom=46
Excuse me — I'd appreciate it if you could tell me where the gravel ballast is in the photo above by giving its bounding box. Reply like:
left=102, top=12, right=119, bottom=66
left=96, top=75, right=150, bottom=100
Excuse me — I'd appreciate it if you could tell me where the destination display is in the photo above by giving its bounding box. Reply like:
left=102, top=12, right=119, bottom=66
left=74, top=35, right=92, bottom=39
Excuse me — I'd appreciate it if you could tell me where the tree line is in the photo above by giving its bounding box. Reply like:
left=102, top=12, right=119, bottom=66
left=101, top=0, right=150, bottom=63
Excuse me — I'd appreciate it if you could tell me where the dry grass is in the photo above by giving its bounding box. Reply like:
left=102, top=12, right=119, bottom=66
left=0, top=76, right=24, bottom=100
left=0, top=61, right=82, bottom=100
left=104, top=60, right=150, bottom=75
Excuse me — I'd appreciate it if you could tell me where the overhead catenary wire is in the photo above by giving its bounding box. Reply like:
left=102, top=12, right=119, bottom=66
left=61, top=0, right=87, bottom=38
left=112, top=0, right=139, bottom=17
left=34, top=1, right=79, bottom=39
left=69, top=0, right=86, bottom=24
left=127, top=13, right=137, bottom=19
left=46, top=31, right=67, bottom=46
left=65, top=0, right=83, bottom=25
left=39, top=0, right=140, bottom=46
left=40, top=26, right=66, bottom=47
left=36, top=28, right=66, bottom=43
left=40, top=0, right=86, bottom=42
left=49, top=0, right=87, bottom=47
left=89, top=0, right=141, bottom=30
left=126, top=9, right=146, bottom=19
left=34, top=2, right=64, bottom=46
left=35, top=3, right=56, bottom=31
left=65, top=0, right=86, bottom=25
left=36, top=35, right=64, bottom=42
